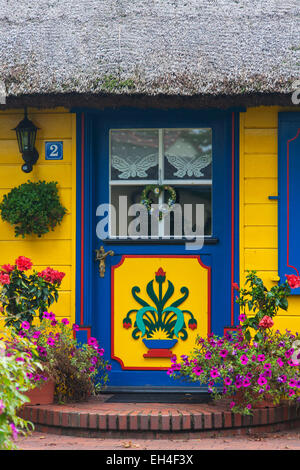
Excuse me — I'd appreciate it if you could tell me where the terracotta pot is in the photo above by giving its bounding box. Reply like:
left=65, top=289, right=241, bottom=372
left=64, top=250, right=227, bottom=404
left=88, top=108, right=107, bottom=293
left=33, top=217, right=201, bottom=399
left=25, top=378, right=55, bottom=406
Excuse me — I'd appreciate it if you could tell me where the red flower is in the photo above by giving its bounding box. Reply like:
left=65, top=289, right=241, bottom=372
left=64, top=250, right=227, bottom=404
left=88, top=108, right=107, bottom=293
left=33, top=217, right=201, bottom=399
left=15, top=256, right=33, bottom=271
left=286, top=274, right=300, bottom=289
left=0, top=272, right=10, bottom=285
left=188, top=319, right=197, bottom=330
left=38, top=267, right=65, bottom=285
left=259, top=315, right=274, bottom=329
left=1, top=264, right=14, bottom=274
left=123, top=321, right=132, bottom=329
left=155, top=267, right=166, bottom=282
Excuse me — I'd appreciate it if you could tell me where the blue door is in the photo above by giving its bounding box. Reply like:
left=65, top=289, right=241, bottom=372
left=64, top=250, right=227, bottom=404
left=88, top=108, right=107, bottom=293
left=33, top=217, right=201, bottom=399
left=78, top=108, right=237, bottom=391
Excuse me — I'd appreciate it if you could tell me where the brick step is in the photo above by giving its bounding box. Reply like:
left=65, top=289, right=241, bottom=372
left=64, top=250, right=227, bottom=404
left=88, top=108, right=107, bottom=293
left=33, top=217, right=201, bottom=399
left=19, top=398, right=300, bottom=438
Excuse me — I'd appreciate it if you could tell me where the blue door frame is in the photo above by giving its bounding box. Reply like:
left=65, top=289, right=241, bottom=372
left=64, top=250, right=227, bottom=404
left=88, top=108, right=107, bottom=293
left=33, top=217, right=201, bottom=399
left=74, top=107, right=240, bottom=391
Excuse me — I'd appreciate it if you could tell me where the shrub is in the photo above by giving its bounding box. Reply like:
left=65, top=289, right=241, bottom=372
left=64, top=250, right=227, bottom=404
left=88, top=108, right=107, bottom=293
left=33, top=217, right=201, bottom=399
left=0, top=334, right=42, bottom=450
left=0, top=257, right=64, bottom=330
left=0, top=180, right=67, bottom=238
left=168, top=328, right=300, bottom=415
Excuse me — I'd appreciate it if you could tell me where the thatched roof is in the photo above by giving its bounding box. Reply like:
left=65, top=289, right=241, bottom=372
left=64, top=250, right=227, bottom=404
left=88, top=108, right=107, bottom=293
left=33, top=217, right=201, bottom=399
left=0, top=0, right=299, bottom=109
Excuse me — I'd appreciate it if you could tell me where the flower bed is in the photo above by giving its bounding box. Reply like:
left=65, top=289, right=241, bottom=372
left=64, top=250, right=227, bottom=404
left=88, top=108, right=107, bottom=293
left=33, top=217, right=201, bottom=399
left=168, top=271, right=300, bottom=415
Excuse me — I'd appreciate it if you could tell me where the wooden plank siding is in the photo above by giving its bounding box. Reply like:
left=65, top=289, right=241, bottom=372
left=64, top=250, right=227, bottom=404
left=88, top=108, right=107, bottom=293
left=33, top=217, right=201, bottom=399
left=0, top=108, right=76, bottom=325
left=240, top=106, right=300, bottom=331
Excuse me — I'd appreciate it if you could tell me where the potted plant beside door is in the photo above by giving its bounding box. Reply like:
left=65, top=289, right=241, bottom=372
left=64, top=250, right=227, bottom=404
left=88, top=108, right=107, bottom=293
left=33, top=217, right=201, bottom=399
left=168, top=272, right=300, bottom=415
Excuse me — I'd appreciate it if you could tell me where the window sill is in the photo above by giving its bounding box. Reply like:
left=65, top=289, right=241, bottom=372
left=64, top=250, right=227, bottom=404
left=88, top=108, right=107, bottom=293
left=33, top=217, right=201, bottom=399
left=102, top=237, right=219, bottom=245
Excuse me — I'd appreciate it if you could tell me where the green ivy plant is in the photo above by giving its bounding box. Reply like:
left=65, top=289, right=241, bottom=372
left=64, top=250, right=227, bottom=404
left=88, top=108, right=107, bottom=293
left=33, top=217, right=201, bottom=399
left=0, top=180, right=67, bottom=238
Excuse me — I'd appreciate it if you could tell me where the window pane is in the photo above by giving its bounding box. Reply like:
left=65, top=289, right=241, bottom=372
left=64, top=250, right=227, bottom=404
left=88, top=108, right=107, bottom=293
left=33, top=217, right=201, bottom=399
left=110, top=130, right=159, bottom=181
left=163, top=185, right=212, bottom=236
left=164, top=129, right=212, bottom=180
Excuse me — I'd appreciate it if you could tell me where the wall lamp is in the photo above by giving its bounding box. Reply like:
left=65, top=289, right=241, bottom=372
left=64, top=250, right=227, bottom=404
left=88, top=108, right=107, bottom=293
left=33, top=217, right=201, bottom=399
left=13, top=107, right=39, bottom=173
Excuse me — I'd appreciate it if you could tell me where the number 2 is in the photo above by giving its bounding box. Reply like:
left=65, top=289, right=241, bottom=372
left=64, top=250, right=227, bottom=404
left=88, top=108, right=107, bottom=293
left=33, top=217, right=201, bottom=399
left=49, top=144, right=59, bottom=157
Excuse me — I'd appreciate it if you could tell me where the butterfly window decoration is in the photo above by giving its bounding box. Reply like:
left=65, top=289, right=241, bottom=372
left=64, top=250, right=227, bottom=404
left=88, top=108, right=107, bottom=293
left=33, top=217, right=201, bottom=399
left=164, top=129, right=212, bottom=180
left=110, top=130, right=159, bottom=181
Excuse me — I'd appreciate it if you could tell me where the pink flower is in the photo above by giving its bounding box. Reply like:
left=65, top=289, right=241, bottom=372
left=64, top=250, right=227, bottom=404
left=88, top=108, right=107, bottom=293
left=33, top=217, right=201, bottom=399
left=61, top=318, right=69, bottom=325
left=277, top=358, right=284, bottom=367
left=259, top=315, right=274, bottom=329
left=46, top=337, right=55, bottom=347
left=210, top=368, right=220, bottom=378
left=15, top=256, right=32, bottom=271
left=240, top=354, right=249, bottom=365
left=257, top=354, right=265, bottom=362
left=106, top=364, right=112, bottom=371
left=219, top=349, right=229, bottom=358
left=72, top=324, right=80, bottom=331
left=242, top=378, right=251, bottom=387
left=257, top=376, right=268, bottom=386
left=192, top=366, right=203, bottom=376
left=238, top=314, right=246, bottom=323
left=88, top=337, right=98, bottom=346
left=230, top=401, right=236, bottom=409
left=21, top=321, right=30, bottom=330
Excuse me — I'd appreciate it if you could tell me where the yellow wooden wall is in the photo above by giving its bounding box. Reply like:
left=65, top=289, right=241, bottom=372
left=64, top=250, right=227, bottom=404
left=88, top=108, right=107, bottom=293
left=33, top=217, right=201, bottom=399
left=0, top=107, right=76, bottom=325
left=240, top=106, right=300, bottom=333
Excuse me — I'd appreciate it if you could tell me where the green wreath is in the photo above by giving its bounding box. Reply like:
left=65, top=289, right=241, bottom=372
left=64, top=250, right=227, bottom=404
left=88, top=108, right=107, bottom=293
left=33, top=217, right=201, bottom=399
left=140, top=185, right=176, bottom=220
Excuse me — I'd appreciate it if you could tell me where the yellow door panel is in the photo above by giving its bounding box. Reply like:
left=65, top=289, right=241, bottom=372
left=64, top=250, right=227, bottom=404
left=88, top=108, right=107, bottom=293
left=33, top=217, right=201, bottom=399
left=112, top=256, right=210, bottom=370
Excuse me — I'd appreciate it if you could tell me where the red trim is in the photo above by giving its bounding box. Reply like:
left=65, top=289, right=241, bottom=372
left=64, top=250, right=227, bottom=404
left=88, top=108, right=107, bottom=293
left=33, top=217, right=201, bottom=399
left=80, top=113, right=85, bottom=325
left=231, top=111, right=235, bottom=326
left=286, top=129, right=300, bottom=276
left=73, top=326, right=91, bottom=340
left=111, top=254, right=212, bottom=370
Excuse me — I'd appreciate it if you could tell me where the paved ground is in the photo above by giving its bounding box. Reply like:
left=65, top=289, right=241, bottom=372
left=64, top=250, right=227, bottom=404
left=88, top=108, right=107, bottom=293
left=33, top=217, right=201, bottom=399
left=17, top=428, right=300, bottom=450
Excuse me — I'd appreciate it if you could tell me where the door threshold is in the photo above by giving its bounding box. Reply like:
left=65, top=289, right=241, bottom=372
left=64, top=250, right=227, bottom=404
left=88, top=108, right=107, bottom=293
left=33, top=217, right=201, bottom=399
left=103, top=386, right=209, bottom=394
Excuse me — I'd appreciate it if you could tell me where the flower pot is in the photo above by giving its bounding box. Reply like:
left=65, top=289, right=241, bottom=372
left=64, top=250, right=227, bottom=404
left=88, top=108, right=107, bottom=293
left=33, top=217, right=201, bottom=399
left=25, top=378, right=55, bottom=406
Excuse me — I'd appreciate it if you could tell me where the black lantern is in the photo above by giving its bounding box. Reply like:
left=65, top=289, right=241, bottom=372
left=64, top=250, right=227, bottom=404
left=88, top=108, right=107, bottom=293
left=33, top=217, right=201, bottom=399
left=13, top=107, right=39, bottom=173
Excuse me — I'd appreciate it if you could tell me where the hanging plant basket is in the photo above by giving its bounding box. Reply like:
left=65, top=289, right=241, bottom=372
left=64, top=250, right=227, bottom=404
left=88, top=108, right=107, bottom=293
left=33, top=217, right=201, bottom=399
left=0, top=180, right=67, bottom=238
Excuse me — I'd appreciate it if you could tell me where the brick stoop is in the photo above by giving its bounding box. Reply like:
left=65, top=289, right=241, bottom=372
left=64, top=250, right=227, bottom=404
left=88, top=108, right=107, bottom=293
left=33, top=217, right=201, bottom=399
left=18, top=396, right=300, bottom=439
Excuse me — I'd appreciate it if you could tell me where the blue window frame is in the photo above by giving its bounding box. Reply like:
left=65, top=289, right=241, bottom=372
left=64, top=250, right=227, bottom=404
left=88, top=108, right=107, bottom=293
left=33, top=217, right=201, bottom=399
left=278, top=112, right=300, bottom=293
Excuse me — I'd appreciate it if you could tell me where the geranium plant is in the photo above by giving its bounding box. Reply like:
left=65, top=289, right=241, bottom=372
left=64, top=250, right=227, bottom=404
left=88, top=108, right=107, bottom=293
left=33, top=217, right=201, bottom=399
left=0, top=334, right=43, bottom=450
left=17, top=313, right=110, bottom=403
left=235, top=271, right=291, bottom=342
left=0, top=256, right=65, bottom=330
left=0, top=180, right=67, bottom=238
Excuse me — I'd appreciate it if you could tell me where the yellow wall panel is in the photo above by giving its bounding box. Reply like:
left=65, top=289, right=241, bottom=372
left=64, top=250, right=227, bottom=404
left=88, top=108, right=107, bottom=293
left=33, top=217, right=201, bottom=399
left=244, top=204, right=277, bottom=226
left=244, top=249, right=278, bottom=271
left=0, top=114, right=72, bottom=140
left=244, top=178, right=277, bottom=203
left=0, top=164, right=72, bottom=189
left=240, top=106, right=300, bottom=333
left=0, top=139, right=73, bottom=165
left=0, top=240, right=72, bottom=265
left=244, top=154, right=277, bottom=178
left=244, top=226, right=277, bottom=248
left=244, top=129, right=277, bottom=154
left=244, top=106, right=279, bottom=128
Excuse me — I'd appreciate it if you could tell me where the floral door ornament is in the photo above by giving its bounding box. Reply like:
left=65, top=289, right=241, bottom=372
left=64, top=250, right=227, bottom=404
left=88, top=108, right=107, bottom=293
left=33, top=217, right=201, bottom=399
left=122, top=267, right=198, bottom=358
left=111, top=256, right=210, bottom=370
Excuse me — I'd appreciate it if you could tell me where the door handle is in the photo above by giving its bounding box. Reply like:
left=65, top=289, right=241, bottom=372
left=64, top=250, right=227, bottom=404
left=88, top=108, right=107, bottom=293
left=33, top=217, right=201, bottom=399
left=95, top=246, right=115, bottom=278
